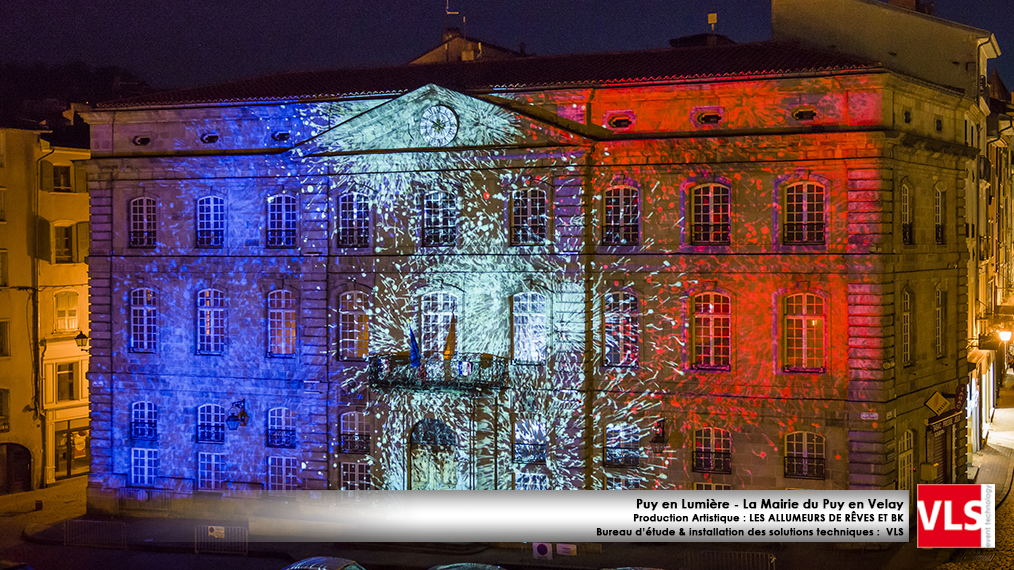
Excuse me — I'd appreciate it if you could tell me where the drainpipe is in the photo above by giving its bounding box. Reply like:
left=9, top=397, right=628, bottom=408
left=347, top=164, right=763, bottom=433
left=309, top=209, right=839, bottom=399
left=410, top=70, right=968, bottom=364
left=34, top=143, right=55, bottom=489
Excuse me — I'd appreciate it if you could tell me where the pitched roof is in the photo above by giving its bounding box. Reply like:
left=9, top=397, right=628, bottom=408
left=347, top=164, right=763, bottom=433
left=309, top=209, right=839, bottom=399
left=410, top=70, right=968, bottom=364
left=97, top=41, right=882, bottom=109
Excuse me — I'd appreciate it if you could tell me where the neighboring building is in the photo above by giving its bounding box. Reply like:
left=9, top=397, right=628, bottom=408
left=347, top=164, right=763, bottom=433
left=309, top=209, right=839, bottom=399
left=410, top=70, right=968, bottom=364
left=0, top=124, right=91, bottom=494
left=410, top=27, right=524, bottom=64
left=81, top=7, right=999, bottom=513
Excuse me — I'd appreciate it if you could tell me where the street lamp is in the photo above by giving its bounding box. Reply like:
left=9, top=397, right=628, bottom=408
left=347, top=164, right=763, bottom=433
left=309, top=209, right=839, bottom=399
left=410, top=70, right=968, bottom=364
left=74, top=332, right=89, bottom=350
left=226, top=399, right=249, bottom=430
left=1000, top=330, right=1012, bottom=392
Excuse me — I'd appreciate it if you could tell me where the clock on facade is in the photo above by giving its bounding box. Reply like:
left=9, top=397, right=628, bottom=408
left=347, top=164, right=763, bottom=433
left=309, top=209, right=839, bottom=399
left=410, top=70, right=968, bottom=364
left=420, top=105, right=458, bottom=146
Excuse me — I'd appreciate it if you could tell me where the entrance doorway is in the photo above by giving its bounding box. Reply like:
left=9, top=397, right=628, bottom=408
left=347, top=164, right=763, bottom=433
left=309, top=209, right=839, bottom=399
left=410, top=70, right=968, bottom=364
left=409, top=419, right=457, bottom=490
left=0, top=443, right=32, bottom=494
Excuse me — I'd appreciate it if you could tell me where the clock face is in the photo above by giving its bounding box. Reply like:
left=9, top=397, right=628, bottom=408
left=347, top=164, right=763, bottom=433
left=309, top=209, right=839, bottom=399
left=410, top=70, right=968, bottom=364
left=420, top=105, right=458, bottom=146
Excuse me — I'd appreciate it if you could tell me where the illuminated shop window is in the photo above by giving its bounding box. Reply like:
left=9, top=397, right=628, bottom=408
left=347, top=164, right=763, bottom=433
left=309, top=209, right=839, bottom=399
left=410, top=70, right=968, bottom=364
left=691, top=293, right=730, bottom=370
left=690, top=183, right=730, bottom=244
left=196, top=196, right=225, bottom=248
left=900, top=182, right=913, bottom=245
left=604, top=423, right=639, bottom=467
left=267, top=290, right=296, bottom=357
left=605, top=476, right=641, bottom=490
left=603, top=185, right=639, bottom=246
left=130, top=288, right=158, bottom=352
left=901, top=290, right=912, bottom=366
left=267, top=407, right=297, bottom=448
left=515, top=472, right=549, bottom=490
left=131, top=447, right=158, bottom=487
left=130, top=401, right=157, bottom=440
left=604, top=291, right=638, bottom=367
left=693, top=427, right=732, bottom=474
left=341, top=462, right=371, bottom=490
left=339, top=411, right=370, bottom=454
left=196, top=289, right=226, bottom=355
left=196, top=403, right=225, bottom=444
left=197, top=452, right=224, bottom=490
left=129, top=197, right=157, bottom=248
left=784, top=431, right=825, bottom=479
left=54, top=225, right=74, bottom=263
left=55, top=291, right=78, bottom=331
left=421, top=291, right=457, bottom=356
left=934, top=187, right=945, bottom=245
left=511, top=187, right=547, bottom=245
left=336, top=192, right=370, bottom=248
left=783, top=293, right=825, bottom=372
left=266, top=194, right=297, bottom=248
left=57, top=362, right=77, bottom=401
left=513, top=420, right=547, bottom=464
left=339, top=291, right=369, bottom=360
left=421, top=189, right=457, bottom=247
left=512, top=292, right=546, bottom=362
left=783, top=182, right=824, bottom=244
left=935, top=289, right=945, bottom=358
left=694, top=482, right=732, bottom=490
left=267, top=456, right=298, bottom=492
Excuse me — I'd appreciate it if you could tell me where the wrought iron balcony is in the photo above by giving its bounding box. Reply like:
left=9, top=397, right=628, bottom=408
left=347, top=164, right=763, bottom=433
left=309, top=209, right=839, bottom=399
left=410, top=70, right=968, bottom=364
left=784, top=456, right=826, bottom=480
left=513, top=442, right=548, bottom=464
left=604, top=446, right=639, bottom=468
left=693, top=451, right=732, bottom=474
left=131, top=421, right=157, bottom=440
left=196, top=423, right=225, bottom=444
left=369, top=354, right=508, bottom=391
left=267, top=428, right=297, bottom=448
left=339, top=433, right=370, bottom=454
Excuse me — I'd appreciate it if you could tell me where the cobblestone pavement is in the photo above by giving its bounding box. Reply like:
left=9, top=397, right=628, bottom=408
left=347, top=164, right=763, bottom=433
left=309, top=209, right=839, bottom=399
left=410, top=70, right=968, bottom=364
left=0, top=475, right=86, bottom=555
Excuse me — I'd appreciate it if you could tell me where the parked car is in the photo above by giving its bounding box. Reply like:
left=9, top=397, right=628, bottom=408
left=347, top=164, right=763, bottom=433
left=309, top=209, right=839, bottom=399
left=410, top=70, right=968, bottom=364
left=428, top=564, right=505, bottom=570
left=283, top=557, right=366, bottom=570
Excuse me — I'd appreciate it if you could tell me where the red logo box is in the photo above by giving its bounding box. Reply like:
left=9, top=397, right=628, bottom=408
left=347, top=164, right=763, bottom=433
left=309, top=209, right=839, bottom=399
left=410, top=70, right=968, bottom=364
left=917, top=484, right=994, bottom=548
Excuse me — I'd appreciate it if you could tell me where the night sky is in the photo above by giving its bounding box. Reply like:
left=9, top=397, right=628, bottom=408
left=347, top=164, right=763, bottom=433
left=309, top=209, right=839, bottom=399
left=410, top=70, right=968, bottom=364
left=4, top=0, right=1014, bottom=92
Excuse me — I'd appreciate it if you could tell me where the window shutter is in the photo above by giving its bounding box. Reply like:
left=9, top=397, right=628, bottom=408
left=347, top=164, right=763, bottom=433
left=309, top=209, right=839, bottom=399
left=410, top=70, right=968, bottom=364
left=74, top=165, right=88, bottom=193
left=41, top=161, right=54, bottom=192
left=75, top=221, right=90, bottom=263
left=36, top=218, right=51, bottom=262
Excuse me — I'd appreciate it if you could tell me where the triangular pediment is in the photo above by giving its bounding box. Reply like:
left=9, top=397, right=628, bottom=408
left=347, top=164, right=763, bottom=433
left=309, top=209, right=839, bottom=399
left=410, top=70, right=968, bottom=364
left=296, top=84, right=607, bottom=156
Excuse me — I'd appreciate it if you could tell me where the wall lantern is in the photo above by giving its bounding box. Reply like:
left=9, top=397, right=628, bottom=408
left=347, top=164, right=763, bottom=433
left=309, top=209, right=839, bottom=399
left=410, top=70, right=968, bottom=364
left=74, top=332, right=90, bottom=349
left=226, top=399, right=249, bottom=430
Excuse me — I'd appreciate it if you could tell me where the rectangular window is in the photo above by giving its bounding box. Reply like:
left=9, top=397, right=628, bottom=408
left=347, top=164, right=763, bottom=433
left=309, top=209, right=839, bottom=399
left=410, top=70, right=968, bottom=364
left=0, top=189, right=6, bottom=222
left=53, top=166, right=73, bottom=192
left=785, top=432, right=826, bottom=479
left=604, top=291, right=638, bottom=367
left=784, top=293, right=825, bottom=372
left=54, top=226, right=74, bottom=263
left=691, top=184, right=731, bottom=244
left=603, top=185, right=639, bottom=246
left=604, top=423, right=639, bottom=468
left=900, top=183, right=913, bottom=245
left=267, top=195, right=297, bottom=248
left=605, top=476, right=640, bottom=490
left=197, top=289, right=226, bottom=355
left=693, top=428, right=732, bottom=474
left=0, top=389, right=9, bottom=432
left=338, top=291, right=369, bottom=360
left=337, top=193, right=370, bottom=248
left=693, top=482, right=731, bottom=490
left=784, top=182, right=825, bottom=244
left=129, top=197, right=157, bottom=248
left=513, top=420, right=548, bottom=464
left=515, top=473, right=549, bottom=490
left=130, top=288, right=158, bottom=352
left=935, top=290, right=945, bottom=358
left=422, top=291, right=457, bottom=356
left=0, top=320, right=9, bottom=357
left=196, top=196, right=226, bottom=248
left=198, top=452, right=224, bottom=490
left=421, top=190, right=457, bottom=247
left=55, top=292, right=78, bottom=331
left=692, top=293, right=731, bottom=369
left=267, top=456, right=298, bottom=492
left=340, top=462, right=371, bottom=491
left=513, top=292, right=547, bottom=362
left=131, top=448, right=158, bottom=487
left=57, top=362, right=77, bottom=401
left=901, top=291, right=912, bottom=366
left=934, top=189, right=946, bottom=245
left=511, top=188, right=548, bottom=245
left=267, top=290, right=296, bottom=356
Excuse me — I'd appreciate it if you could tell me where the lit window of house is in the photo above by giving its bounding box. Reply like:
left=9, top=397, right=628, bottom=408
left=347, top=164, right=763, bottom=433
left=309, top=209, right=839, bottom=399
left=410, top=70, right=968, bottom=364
left=267, top=290, right=296, bottom=356
left=690, top=183, right=731, bottom=244
left=784, top=293, right=825, bottom=372
left=336, top=192, right=370, bottom=248
left=57, top=362, right=77, bottom=401
left=692, top=293, right=731, bottom=370
left=196, top=289, right=225, bottom=355
left=129, top=197, right=157, bottom=248
left=783, top=182, right=825, bottom=244
left=421, top=291, right=457, bottom=356
left=267, top=407, right=296, bottom=448
left=341, top=462, right=371, bottom=490
left=604, top=291, right=638, bottom=367
left=130, top=401, right=157, bottom=440
left=421, top=189, right=457, bottom=247
left=603, top=185, right=639, bottom=245
left=130, top=288, right=157, bottom=352
left=131, top=447, right=158, bottom=487
left=267, top=456, right=298, bottom=492
left=55, top=291, right=78, bottom=331
left=513, top=420, right=547, bottom=464
left=693, top=427, right=732, bottom=474
left=196, top=196, right=225, bottom=248
left=511, top=187, right=547, bottom=245
left=934, top=187, right=945, bottom=245
left=266, top=194, right=297, bottom=248
left=197, top=452, right=224, bottom=490
left=604, top=423, right=639, bottom=467
left=515, top=472, right=549, bottom=490
left=513, top=292, right=546, bottom=362
left=339, top=411, right=370, bottom=454
left=338, top=291, right=369, bottom=360
left=784, top=431, right=825, bottom=479
left=196, top=403, right=225, bottom=443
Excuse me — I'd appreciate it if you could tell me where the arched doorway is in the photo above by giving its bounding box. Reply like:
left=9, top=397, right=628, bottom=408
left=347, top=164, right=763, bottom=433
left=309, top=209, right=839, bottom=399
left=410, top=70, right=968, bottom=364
left=0, top=443, right=32, bottom=495
left=409, top=419, right=457, bottom=490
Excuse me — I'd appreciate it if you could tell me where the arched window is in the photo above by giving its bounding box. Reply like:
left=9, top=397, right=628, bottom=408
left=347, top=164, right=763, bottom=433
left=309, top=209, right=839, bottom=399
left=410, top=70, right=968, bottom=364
left=690, top=183, right=731, bottom=244
left=785, top=431, right=825, bottom=479
left=783, top=182, right=825, bottom=244
left=604, top=291, right=638, bottom=367
left=196, top=403, right=225, bottom=443
left=267, top=290, right=296, bottom=356
left=130, top=401, right=157, bottom=440
left=54, top=291, right=78, bottom=331
left=196, top=196, right=225, bottom=248
left=901, top=290, right=913, bottom=366
left=898, top=430, right=915, bottom=506
left=783, top=293, right=825, bottom=372
left=422, top=189, right=457, bottom=247
left=935, top=288, right=946, bottom=358
left=267, top=407, right=296, bottom=448
left=511, top=187, right=547, bottom=245
left=129, top=197, right=156, bottom=248
left=900, top=182, right=913, bottom=245
left=266, top=194, right=297, bottom=247
left=336, top=192, right=370, bottom=248
left=130, top=288, right=157, bottom=352
left=513, top=420, right=547, bottom=464
left=934, top=187, right=946, bottom=245
left=693, top=427, right=732, bottom=473
left=339, top=411, right=370, bottom=454
left=338, top=291, right=369, bottom=360
left=196, top=289, right=225, bottom=355
left=691, top=293, right=731, bottom=369
left=421, top=291, right=457, bottom=356
left=603, top=185, right=639, bottom=245
left=513, top=292, right=547, bottom=362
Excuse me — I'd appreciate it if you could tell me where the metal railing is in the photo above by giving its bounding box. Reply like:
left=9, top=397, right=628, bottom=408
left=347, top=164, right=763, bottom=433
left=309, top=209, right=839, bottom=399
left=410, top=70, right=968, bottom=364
left=513, top=442, right=548, bottom=464
left=116, top=487, right=175, bottom=513
left=197, top=423, right=225, bottom=443
left=129, top=231, right=156, bottom=248
left=195, top=524, right=248, bottom=556
left=693, top=451, right=732, bottom=474
left=369, top=354, right=508, bottom=391
left=196, top=229, right=224, bottom=248
left=131, top=420, right=157, bottom=440
left=339, top=433, right=370, bottom=454
left=784, top=456, right=826, bottom=479
left=603, top=446, right=639, bottom=468
left=267, top=428, right=297, bottom=448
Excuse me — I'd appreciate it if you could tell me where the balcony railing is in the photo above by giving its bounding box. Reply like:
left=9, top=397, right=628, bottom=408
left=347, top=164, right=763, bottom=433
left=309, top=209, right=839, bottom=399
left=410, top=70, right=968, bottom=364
left=130, top=421, right=157, bottom=440
left=266, top=229, right=296, bottom=248
left=902, top=223, right=913, bottom=245
left=196, top=423, right=225, bottom=444
left=692, top=451, right=732, bottom=474
left=604, top=446, right=639, bottom=468
left=691, top=223, right=731, bottom=245
left=267, top=428, right=297, bottom=448
left=784, top=456, right=826, bottom=480
left=935, top=224, right=945, bottom=245
left=369, top=354, right=508, bottom=391
left=339, top=433, right=370, bottom=454
left=783, top=222, right=825, bottom=245
left=513, top=442, right=548, bottom=464
left=129, top=231, right=156, bottom=249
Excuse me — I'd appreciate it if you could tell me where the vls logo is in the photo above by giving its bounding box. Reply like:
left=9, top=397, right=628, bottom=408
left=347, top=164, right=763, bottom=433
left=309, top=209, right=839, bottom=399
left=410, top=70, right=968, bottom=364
left=917, top=484, right=994, bottom=548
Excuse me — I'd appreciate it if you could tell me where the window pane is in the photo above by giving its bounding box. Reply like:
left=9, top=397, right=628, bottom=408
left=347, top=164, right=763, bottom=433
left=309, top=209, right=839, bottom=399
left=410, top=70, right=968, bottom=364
left=603, top=186, right=639, bottom=245
left=337, top=193, right=370, bottom=248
